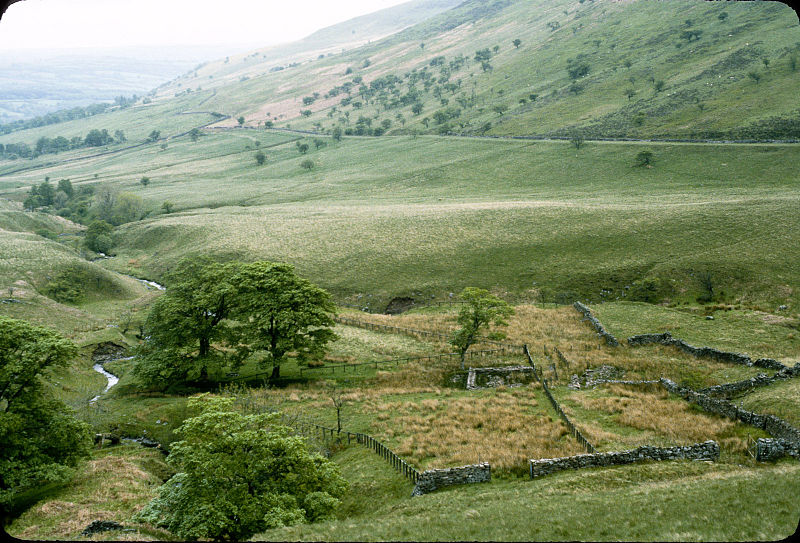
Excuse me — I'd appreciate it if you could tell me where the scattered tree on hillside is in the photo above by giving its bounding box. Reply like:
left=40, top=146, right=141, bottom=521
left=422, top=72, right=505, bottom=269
left=624, top=88, right=636, bottom=101
left=718, top=12, right=728, bottom=22
left=147, top=130, right=160, bottom=142
left=237, top=116, right=245, bottom=126
left=762, top=58, right=770, bottom=69
left=0, top=316, right=91, bottom=515
left=513, top=38, right=522, bottom=49
left=450, top=288, right=513, bottom=369
left=748, top=71, right=762, bottom=84
left=569, top=129, right=586, bottom=150
left=161, top=201, right=174, bottom=214
left=255, top=151, right=266, bottom=165
left=635, top=150, right=654, bottom=167
left=140, top=176, right=150, bottom=187
left=567, top=56, right=591, bottom=80
left=654, top=79, right=666, bottom=93
left=189, top=128, right=201, bottom=142
left=297, top=142, right=309, bottom=154
left=134, top=395, right=347, bottom=540
left=331, top=126, right=343, bottom=142
left=301, top=159, right=315, bottom=170
left=231, top=262, right=336, bottom=380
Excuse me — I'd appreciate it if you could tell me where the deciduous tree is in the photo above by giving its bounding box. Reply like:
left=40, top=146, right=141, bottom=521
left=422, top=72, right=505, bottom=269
left=450, top=288, right=513, bottom=369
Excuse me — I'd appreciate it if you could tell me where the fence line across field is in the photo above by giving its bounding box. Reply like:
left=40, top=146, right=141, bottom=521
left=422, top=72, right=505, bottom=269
left=280, top=414, right=420, bottom=484
left=334, top=315, right=524, bottom=351
left=300, top=348, right=517, bottom=375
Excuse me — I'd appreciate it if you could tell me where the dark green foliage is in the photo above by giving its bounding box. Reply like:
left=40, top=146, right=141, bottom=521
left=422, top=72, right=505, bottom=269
left=231, top=262, right=337, bottom=380
left=133, top=257, right=239, bottom=387
left=255, top=151, right=266, bottom=165
left=84, top=220, right=114, bottom=253
left=513, top=38, right=522, bottom=49
left=161, top=201, right=174, bottom=214
left=635, top=150, right=654, bottom=167
left=567, top=55, right=591, bottom=80
left=0, top=317, right=91, bottom=515
left=570, top=129, right=585, bottom=149
left=134, top=396, right=347, bottom=540
left=84, top=129, right=111, bottom=147
left=147, top=130, right=161, bottom=142
left=450, top=288, right=513, bottom=369
left=237, top=116, right=245, bottom=126
left=748, top=71, right=761, bottom=83
left=139, top=176, right=150, bottom=187
left=297, top=142, right=309, bottom=154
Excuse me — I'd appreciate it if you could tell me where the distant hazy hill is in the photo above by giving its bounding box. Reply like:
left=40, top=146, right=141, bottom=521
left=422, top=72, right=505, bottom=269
left=0, top=0, right=462, bottom=124
left=0, top=46, right=248, bottom=123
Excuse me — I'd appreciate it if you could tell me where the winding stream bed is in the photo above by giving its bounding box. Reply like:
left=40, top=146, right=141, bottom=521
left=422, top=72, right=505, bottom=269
left=89, top=356, right=133, bottom=403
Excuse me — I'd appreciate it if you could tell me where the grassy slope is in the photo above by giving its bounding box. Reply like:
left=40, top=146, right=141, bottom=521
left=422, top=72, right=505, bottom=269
left=178, top=0, right=800, bottom=140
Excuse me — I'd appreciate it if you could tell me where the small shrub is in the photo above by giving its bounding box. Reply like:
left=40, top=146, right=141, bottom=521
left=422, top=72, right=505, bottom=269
left=300, top=159, right=314, bottom=170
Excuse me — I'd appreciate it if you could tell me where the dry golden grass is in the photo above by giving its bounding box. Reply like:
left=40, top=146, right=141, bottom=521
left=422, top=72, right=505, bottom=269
left=562, top=384, right=746, bottom=451
left=9, top=450, right=167, bottom=541
left=369, top=385, right=586, bottom=470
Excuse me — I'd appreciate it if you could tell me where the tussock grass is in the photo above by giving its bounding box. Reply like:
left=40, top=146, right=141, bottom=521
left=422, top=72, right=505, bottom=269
left=6, top=446, right=172, bottom=541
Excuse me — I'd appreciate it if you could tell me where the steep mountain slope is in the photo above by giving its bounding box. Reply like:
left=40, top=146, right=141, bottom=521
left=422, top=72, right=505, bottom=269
left=170, top=0, right=800, bottom=140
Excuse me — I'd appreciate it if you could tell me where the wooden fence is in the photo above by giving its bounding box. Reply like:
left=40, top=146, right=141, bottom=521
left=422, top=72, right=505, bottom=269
left=281, top=415, right=420, bottom=484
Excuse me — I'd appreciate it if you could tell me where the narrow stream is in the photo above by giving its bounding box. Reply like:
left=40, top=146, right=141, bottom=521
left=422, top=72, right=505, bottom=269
left=89, top=356, right=133, bottom=403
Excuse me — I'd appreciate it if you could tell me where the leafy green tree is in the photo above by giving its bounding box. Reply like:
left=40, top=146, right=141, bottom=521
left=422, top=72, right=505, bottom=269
left=297, top=142, right=309, bottom=154
left=189, top=128, right=201, bottom=142
left=0, top=317, right=91, bottom=515
left=635, top=150, right=654, bottom=167
left=569, top=128, right=585, bottom=149
left=624, top=88, right=636, bottom=101
left=255, top=150, right=266, bottom=165
left=161, top=201, right=174, bottom=214
left=566, top=56, right=590, bottom=79
left=112, top=192, right=145, bottom=224
left=237, top=116, right=245, bottom=126
left=140, top=176, right=150, bottom=187
left=654, top=79, right=666, bottom=93
left=133, top=257, right=240, bottom=387
left=513, top=38, right=522, bottom=49
left=148, top=130, right=161, bottom=142
left=331, top=126, right=343, bottom=142
left=450, top=288, right=513, bottom=369
left=57, top=179, right=73, bottom=198
left=114, top=129, right=126, bottom=143
left=134, top=396, right=347, bottom=540
left=232, top=262, right=337, bottom=380
left=84, top=129, right=111, bottom=147
left=84, top=219, right=114, bottom=253
left=411, top=102, right=424, bottom=115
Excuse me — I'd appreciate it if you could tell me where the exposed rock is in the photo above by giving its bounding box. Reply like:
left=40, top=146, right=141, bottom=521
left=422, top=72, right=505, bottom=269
left=385, top=296, right=415, bottom=315
left=81, top=520, right=124, bottom=536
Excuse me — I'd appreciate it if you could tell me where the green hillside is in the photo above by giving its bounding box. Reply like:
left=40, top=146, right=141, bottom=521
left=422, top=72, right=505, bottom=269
left=167, top=0, right=800, bottom=140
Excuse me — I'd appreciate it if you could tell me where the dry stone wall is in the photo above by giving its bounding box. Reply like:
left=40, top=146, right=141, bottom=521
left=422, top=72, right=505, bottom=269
left=529, top=441, right=719, bottom=478
left=412, top=463, right=491, bottom=496
left=659, top=378, right=800, bottom=447
left=699, top=363, right=800, bottom=397
left=573, top=302, right=619, bottom=346
left=755, top=438, right=800, bottom=461
left=627, top=332, right=786, bottom=370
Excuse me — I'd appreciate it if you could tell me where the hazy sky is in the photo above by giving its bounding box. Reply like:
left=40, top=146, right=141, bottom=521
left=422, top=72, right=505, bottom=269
left=0, top=0, right=411, bottom=52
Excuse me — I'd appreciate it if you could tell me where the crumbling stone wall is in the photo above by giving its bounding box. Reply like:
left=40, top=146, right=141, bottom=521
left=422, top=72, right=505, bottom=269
left=573, top=302, right=619, bottom=346
left=700, top=363, right=800, bottom=397
left=411, top=463, right=491, bottom=496
left=659, top=378, right=800, bottom=446
left=627, top=332, right=786, bottom=370
left=755, top=438, right=800, bottom=461
left=529, top=441, right=719, bottom=478
left=466, top=365, right=536, bottom=390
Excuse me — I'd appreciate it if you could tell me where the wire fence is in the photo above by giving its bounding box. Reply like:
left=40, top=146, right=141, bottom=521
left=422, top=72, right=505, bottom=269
left=299, top=348, right=513, bottom=375
left=334, top=315, right=524, bottom=351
